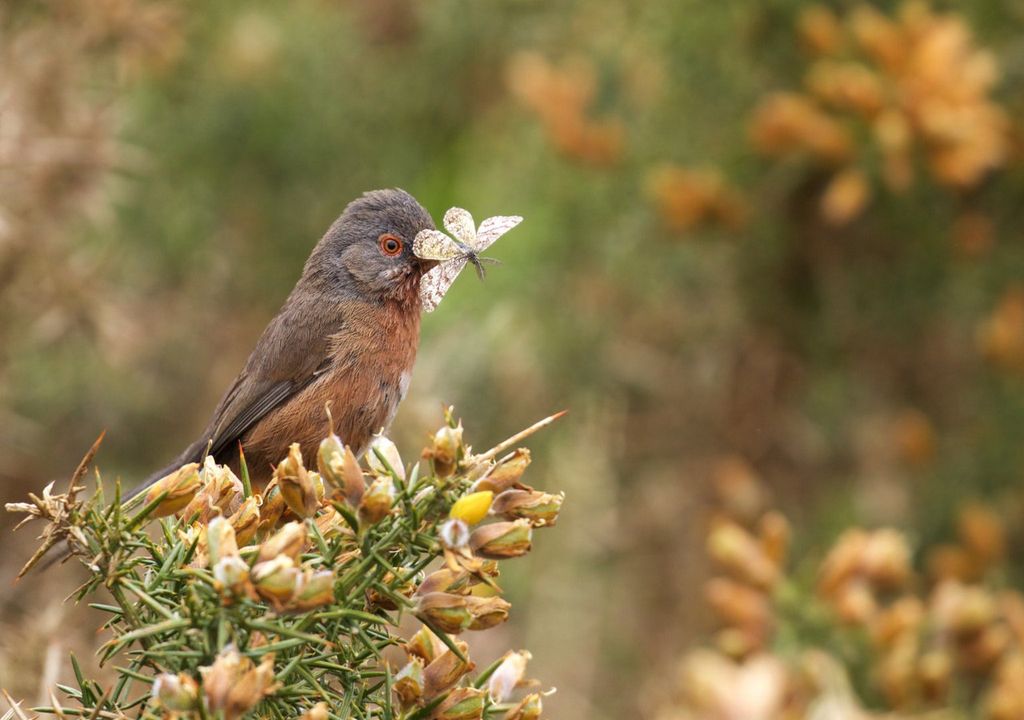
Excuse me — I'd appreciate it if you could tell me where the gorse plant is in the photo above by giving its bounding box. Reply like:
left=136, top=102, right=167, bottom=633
left=6, top=409, right=564, bottom=720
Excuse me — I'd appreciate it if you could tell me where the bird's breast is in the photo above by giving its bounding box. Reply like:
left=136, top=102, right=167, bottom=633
left=240, top=300, right=421, bottom=482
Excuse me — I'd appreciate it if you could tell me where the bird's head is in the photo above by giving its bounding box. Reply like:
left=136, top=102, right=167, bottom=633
left=312, top=188, right=438, bottom=305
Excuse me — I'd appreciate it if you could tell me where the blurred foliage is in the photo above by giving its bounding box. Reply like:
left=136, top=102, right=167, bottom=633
left=8, top=0, right=1024, bottom=718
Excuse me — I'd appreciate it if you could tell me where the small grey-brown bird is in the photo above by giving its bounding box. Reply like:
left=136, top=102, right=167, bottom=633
left=138, top=188, right=437, bottom=494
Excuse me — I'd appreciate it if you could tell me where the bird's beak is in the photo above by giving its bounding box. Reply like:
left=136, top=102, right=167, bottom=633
left=416, top=257, right=440, bottom=273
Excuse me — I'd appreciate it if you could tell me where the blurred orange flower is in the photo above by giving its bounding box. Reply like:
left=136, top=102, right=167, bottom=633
left=645, top=165, right=746, bottom=233
left=752, top=2, right=1010, bottom=227
left=507, top=51, right=625, bottom=167
left=978, top=287, right=1024, bottom=372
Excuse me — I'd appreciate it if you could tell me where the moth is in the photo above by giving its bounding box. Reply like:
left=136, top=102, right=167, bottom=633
left=414, top=207, right=523, bottom=312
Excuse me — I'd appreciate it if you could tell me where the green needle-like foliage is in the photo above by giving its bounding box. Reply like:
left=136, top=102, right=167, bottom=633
left=7, top=409, right=563, bottom=720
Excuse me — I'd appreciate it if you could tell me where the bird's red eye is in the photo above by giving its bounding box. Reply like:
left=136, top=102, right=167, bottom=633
left=379, top=234, right=403, bottom=256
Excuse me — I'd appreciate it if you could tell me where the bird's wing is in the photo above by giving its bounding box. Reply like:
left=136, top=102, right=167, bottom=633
left=136, top=296, right=339, bottom=493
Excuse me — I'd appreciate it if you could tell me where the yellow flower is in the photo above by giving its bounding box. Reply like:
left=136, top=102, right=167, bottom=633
left=449, top=491, right=493, bottom=525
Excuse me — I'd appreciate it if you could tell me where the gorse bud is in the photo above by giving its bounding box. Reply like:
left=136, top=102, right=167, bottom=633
left=424, top=639, right=474, bottom=696
left=228, top=496, right=261, bottom=546
left=151, top=672, right=199, bottom=712
left=490, top=489, right=563, bottom=527
left=318, top=433, right=364, bottom=507
left=466, top=595, right=511, bottom=630
left=213, top=555, right=251, bottom=596
left=418, top=568, right=469, bottom=596
left=290, top=568, right=335, bottom=612
left=393, top=658, right=425, bottom=706
left=503, top=692, right=543, bottom=720
left=314, top=505, right=353, bottom=540
left=450, top=491, right=493, bottom=525
left=258, top=521, right=307, bottom=562
left=257, top=479, right=286, bottom=536
left=199, top=646, right=279, bottom=720
left=440, top=518, right=471, bottom=550
left=473, top=448, right=531, bottom=494
left=470, top=520, right=533, bottom=559
left=367, top=434, right=405, bottom=481
left=432, top=687, right=486, bottom=720
left=275, top=443, right=319, bottom=518
left=415, top=592, right=474, bottom=633
left=359, top=475, right=395, bottom=524
left=206, top=516, right=239, bottom=566
left=182, top=458, right=243, bottom=523
left=297, top=702, right=329, bottom=720
left=430, top=423, right=463, bottom=477
left=488, top=650, right=532, bottom=702
left=252, top=554, right=302, bottom=608
left=144, top=463, right=201, bottom=518
left=404, top=625, right=445, bottom=663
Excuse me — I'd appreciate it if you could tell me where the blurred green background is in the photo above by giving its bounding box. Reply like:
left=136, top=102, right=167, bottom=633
left=5, top=0, right=1024, bottom=716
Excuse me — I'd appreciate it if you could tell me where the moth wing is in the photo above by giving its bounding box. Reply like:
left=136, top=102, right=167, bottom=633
left=420, top=256, right=469, bottom=312
left=474, top=215, right=523, bottom=251
left=443, top=207, right=477, bottom=245
left=413, top=229, right=464, bottom=261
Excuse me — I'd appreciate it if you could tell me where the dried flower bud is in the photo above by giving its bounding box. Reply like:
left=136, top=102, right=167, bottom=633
left=440, top=519, right=471, bottom=550
left=490, top=489, right=564, bottom=527
left=206, top=516, right=239, bottom=566
left=470, top=520, right=533, bottom=559
left=314, top=505, right=353, bottom=541
left=714, top=626, right=761, bottom=659
left=213, top=555, right=251, bottom=596
left=488, top=650, right=531, bottom=702
left=144, top=463, right=201, bottom=518
left=705, top=578, right=772, bottom=634
left=962, top=625, right=1010, bottom=673
left=359, top=475, right=395, bottom=524
left=228, top=497, right=260, bottom=546
left=712, top=456, right=766, bottom=524
left=918, top=650, right=952, bottom=702
left=275, top=443, right=319, bottom=518
left=431, top=687, right=485, bottom=720
left=200, top=646, right=279, bottom=720
left=424, top=639, right=474, bottom=696
left=182, top=458, right=244, bottom=523
left=394, top=658, right=425, bottom=707
left=297, top=702, right=329, bottom=720
left=707, top=521, right=778, bottom=589
left=819, top=529, right=869, bottom=596
left=252, top=555, right=302, bottom=607
left=758, top=511, right=790, bottom=567
left=933, top=582, right=997, bottom=639
left=430, top=423, right=463, bottom=477
left=367, top=434, right=405, bottom=481
left=290, top=569, right=335, bottom=612
left=450, top=491, right=493, bottom=525
left=318, top=434, right=364, bottom=507
left=832, top=579, right=878, bottom=625
left=474, top=449, right=531, bottom=493
left=466, top=595, right=512, bottom=630
left=418, top=568, right=469, bottom=596
left=861, top=529, right=911, bottom=589
left=958, top=503, right=1006, bottom=567
left=871, top=596, right=924, bottom=649
left=258, top=521, right=307, bottom=563
left=415, top=592, right=474, bottom=634
left=404, top=625, right=445, bottom=663
left=257, top=480, right=286, bottom=535
left=797, top=5, right=843, bottom=56
left=878, top=635, right=917, bottom=707
left=503, top=692, right=542, bottom=720
left=152, top=672, right=199, bottom=712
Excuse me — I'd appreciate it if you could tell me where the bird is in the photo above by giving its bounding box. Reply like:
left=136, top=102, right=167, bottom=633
left=138, top=188, right=438, bottom=494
